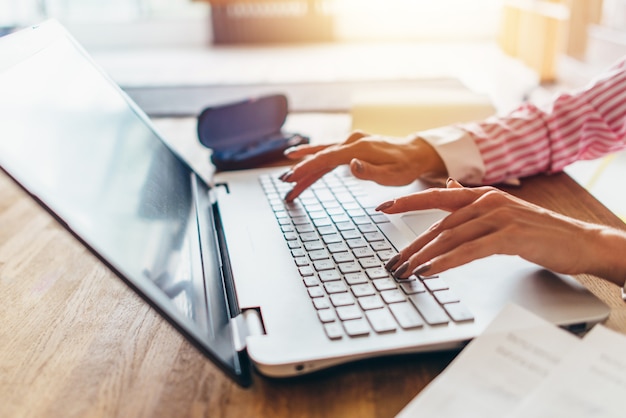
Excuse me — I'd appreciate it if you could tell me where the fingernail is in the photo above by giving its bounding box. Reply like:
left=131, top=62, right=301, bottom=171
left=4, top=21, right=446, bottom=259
left=385, top=254, right=401, bottom=271
left=279, top=170, right=293, bottom=182
left=284, top=189, right=296, bottom=202
left=352, top=159, right=363, bottom=174
left=393, top=261, right=410, bottom=279
left=446, top=177, right=455, bottom=186
left=412, top=262, right=432, bottom=277
left=284, top=146, right=297, bottom=155
left=375, top=200, right=394, bottom=212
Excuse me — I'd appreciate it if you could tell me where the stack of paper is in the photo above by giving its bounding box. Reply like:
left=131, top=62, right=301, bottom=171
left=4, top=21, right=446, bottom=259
left=398, top=304, right=626, bottom=418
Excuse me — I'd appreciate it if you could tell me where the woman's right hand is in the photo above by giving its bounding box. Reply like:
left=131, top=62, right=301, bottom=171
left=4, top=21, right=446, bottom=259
left=279, top=130, right=447, bottom=201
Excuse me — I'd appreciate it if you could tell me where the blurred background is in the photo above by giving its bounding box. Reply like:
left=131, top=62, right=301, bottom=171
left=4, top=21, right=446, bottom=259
left=2, top=0, right=626, bottom=218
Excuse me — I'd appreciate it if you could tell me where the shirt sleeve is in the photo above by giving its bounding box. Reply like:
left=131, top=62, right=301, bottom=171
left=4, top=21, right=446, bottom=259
left=421, top=57, right=626, bottom=185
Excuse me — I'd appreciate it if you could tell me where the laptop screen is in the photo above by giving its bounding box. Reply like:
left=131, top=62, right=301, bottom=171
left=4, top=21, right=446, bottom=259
left=0, top=22, right=249, bottom=385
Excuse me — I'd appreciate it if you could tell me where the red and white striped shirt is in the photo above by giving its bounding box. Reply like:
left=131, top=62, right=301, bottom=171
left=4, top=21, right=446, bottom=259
left=424, top=57, right=626, bottom=185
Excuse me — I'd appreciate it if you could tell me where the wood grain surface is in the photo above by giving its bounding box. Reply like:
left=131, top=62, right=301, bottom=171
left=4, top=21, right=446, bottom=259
left=1, top=165, right=625, bottom=418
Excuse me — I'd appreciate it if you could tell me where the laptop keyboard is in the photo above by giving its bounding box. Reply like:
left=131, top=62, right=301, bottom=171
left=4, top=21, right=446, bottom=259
left=260, top=169, right=474, bottom=340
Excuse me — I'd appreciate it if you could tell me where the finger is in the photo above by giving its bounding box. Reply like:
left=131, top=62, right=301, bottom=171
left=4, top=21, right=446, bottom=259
left=389, top=206, right=493, bottom=277
left=284, top=144, right=330, bottom=159
left=446, top=178, right=463, bottom=189
left=344, top=130, right=370, bottom=144
left=283, top=168, right=329, bottom=201
left=376, top=187, right=492, bottom=214
left=350, top=159, right=418, bottom=186
left=412, top=231, right=513, bottom=277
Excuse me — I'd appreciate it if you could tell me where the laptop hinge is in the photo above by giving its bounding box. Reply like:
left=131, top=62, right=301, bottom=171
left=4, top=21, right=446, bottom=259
left=230, top=308, right=265, bottom=352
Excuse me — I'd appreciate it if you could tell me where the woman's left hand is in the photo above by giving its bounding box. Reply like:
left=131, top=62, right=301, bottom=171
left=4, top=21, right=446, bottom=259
left=379, top=179, right=610, bottom=281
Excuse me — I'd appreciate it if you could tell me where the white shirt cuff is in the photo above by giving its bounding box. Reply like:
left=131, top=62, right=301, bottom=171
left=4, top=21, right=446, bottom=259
left=416, top=126, right=486, bottom=185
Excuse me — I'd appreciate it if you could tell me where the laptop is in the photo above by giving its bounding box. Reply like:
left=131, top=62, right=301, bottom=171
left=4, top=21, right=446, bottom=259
left=0, top=20, right=610, bottom=387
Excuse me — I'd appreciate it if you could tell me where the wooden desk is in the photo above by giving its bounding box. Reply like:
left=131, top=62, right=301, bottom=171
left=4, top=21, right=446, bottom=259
left=2, top=141, right=626, bottom=418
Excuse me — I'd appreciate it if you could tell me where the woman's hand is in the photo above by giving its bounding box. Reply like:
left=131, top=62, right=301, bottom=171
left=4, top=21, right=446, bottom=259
left=380, top=179, right=626, bottom=286
left=279, top=130, right=446, bottom=201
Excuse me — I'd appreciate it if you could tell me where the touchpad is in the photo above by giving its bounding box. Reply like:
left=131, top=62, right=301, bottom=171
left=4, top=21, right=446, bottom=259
left=400, top=210, right=449, bottom=237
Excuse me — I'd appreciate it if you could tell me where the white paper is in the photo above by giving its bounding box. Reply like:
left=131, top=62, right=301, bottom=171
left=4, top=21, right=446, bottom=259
left=507, top=325, right=626, bottom=418
left=397, top=303, right=579, bottom=418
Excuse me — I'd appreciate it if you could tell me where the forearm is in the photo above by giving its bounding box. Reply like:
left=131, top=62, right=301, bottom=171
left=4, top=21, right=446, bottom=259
left=465, top=58, right=626, bottom=184
left=586, top=226, right=626, bottom=286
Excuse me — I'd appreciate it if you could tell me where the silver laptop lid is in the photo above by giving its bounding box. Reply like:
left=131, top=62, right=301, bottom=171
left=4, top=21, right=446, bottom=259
left=0, top=21, right=251, bottom=386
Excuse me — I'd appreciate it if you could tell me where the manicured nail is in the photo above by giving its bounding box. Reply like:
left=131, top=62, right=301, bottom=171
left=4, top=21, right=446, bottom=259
left=393, top=261, right=410, bottom=279
left=412, top=262, right=432, bottom=277
left=375, top=200, right=394, bottom=212
left=352, top=159, right=363, bottom=174
left=385, top=254, right=401, bottom=271
left=284, top=189, right=297, bottom=202
left=279, top=170, right=293, bottom=182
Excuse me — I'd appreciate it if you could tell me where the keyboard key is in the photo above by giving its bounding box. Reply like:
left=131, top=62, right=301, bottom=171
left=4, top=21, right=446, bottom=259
left=380, top=289, right=406, bottom=304
left=338, top=261, right=361, bottom=274
left=294, top=256, right=309, bottom=266
left=332, top=252, right=355, bottom=263
left=322, top=233, right=343, bottom=244
left=299, top=232, right=319, bottom=242
left=288, top=240, right=302, bottom=249
left=352, top=216, right=371, bottom=225
left=341, top=229, right=362, bottom=240
left=358, top=295, right=385, bottom=310
left=364, top=231, right=385, bottom=242
left=351, top=283, right=376, bottom=297
left=304, top=241, right=325, bottom=251
left=353, top=247, right=375, bottom=258
left=444, top=302, right=475, bottom=322
left=335, top=221, right=355, bottom=231
left=313, top=298, right=331, bottom=310
left=433, top=289, right=459, bottom=304
left=309, top=249, right=329, bottom=260
left=376, top=250, right=397, bottom=262
left=313, top=260, right=335, bottom=271
left=372, top=278, right=397, bottom=291
left=324, top=322, right=343, bottom=340
left=318, top=270, right=341, bottom=282
left=284, top=232, right=298, bottom=240
left=365, top=267, right=388, bottom=280
left=357, top=223, right=378, bottom=233
left=313, top=217, right=333, bottom=227
left=299, top=266, right=315, bottom=276
left=308, top=210, right=327, bottom=219
left=409, top=293, right=449, bottom=325
left=346, top=238, right=368, bottom=248
left=296, top=224, right=315, bottom=233
left=400, top=280, right=426, bottom=294
left=365, top=308, right=397, bottom=333
left=389, top=302, right=424, bottom=329
left=345, top=272, right=368, bottom=285
left=316, top=225, right=337, bottom=235
left=292, top=216, right=310, bottom=225
left=358, top=257, right=381, bottom=269
left=327, top=242, right=348, bottom=253
left=370, top=241, right=392, bottom=251
left=325, top=281, right=348, bottom=294
left=330, top=293, right=355, bottom=307
left=336, top=305, right=363, bottom=321
left=318, top=309, right=336, bottom=323
left=303, top=276, right=320, bottom=287
left=342, top=318, right=371, bottom=337
left=370, top=214, right=390, bottom=223
left=308, top=287, right=325, bottom=298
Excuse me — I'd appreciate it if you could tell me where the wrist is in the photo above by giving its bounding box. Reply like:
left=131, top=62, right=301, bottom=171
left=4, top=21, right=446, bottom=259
left=587, top=227, right=626, bottom=287
left=408, top=135, right=447, bottom=180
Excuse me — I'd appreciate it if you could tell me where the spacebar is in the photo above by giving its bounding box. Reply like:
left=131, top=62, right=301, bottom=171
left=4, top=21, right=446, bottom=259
left=377, top=221, right=413, bottom=251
